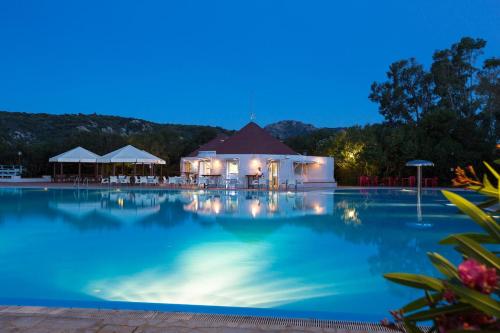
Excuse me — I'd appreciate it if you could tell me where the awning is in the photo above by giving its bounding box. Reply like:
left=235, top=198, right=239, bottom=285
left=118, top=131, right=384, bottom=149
left=49, top=146, right=100, bottom=163
left=97, top=145, right=166, bottom=164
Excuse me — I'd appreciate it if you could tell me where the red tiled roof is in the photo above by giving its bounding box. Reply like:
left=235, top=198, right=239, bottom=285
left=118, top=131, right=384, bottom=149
left=209, top=122, right=299, bottom=155
left=188, top=133, right=229, bottom=157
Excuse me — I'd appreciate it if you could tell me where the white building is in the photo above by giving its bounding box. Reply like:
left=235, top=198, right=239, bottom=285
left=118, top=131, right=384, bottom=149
left=180, top=122, right=336, bottom=189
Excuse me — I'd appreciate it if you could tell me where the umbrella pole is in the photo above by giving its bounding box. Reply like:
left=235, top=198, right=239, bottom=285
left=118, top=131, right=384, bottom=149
left=113, top=164, right=116, bottom=176
left=78, top=162, right=81, bottom=180
left=52, top=163, right=55, bottom=182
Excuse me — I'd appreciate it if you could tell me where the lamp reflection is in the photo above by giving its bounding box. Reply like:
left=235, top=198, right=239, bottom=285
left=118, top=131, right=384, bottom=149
left=336, top=200, right=362, bottom=226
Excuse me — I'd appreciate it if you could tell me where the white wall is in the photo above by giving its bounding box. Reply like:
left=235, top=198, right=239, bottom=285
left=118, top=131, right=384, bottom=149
left=182, top=154, right=335, bottom=187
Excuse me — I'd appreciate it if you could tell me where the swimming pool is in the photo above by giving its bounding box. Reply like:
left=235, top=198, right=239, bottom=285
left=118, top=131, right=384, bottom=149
left=0, top=187, right=484, bottom=321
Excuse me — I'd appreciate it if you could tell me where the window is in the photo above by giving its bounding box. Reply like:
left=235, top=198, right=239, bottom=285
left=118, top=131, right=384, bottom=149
left=227, top=161, right=239, bottom=175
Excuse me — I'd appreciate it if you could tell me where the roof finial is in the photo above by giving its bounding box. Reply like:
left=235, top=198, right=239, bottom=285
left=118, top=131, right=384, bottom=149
left=249, top=90, right=255, bottom=122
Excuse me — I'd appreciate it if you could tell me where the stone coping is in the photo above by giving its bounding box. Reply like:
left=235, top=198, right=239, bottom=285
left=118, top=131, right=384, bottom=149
left=0, top=305, right=405, bottom=333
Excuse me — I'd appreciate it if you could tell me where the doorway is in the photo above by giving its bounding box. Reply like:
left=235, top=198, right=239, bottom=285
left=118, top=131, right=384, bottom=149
left=268, top=161, right=279, bottom=189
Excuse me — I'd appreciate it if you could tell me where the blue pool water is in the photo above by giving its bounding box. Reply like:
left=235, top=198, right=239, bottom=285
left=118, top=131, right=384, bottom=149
left=0, top=187, right=485, bottom=321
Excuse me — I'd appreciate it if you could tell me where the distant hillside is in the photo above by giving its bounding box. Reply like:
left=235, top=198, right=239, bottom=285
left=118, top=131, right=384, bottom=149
left=0, top=111, right=230, bottom=175
left=264, top=120, right=317, bottom=140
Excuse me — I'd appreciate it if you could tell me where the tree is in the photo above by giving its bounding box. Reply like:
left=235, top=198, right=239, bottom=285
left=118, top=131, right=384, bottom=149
left=370, top=58, right=432, bottom=125
left=477, top=58, right=500, bottom=138
left=431, top=37, right=487, bottom=118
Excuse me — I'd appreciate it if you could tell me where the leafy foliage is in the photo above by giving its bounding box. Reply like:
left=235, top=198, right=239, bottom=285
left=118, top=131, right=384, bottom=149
left=285, top=37, right=498, bottom=185
left=382, top=163, right=500, bottom=332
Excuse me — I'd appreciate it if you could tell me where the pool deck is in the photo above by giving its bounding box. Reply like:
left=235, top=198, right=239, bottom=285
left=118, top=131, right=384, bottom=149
left=0, top=181, right=458, bottom=192
left=0, top=306, right=400, bottom=333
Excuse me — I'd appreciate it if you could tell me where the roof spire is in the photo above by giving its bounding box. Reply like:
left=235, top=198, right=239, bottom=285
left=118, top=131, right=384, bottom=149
left=249, top=90, right=255, bottom=122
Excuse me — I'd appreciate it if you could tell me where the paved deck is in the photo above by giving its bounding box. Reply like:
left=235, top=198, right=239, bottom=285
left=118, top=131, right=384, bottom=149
left=0, top=306, right=398, bottom=333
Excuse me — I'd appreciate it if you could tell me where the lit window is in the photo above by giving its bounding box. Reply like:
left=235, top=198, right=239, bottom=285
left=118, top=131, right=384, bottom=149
left=227, top=161, right=239, bottom=174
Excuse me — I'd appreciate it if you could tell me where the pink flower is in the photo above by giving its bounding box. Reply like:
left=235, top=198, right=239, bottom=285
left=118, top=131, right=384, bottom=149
left=458, top=259, right=498, bottom=294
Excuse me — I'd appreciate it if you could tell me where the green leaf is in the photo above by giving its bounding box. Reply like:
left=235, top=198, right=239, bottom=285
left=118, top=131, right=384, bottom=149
left=494, top=159, right=500, bottom=165
left=483, top=161, right=500, bottom=181
left=405, top=303, right=471, bottom=321
left=402, top=293, right=443, bottom=313
left=440, top=233, right=497, bottom=244
left=402, top=318, right=425, bottom=333
left=384, top=273, right=444, bottom=291
left=450, top=235, right=500, bottom=270
left=427, top=252, right=459, bottom=279
left=441, top=190, right=500, bottom=242
left=447, top=282, right=500, bottom=317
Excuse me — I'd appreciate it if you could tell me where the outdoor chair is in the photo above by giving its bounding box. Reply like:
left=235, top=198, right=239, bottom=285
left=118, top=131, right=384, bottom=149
left=101, top=177, right=109, bottom=184
left=358, top=175, right=370, bottom=186
left=118, top=176, right=130, bottom=184
left=401, top=176, right=416, bottom=187
left=198, top=177, right=208, bottom=188
left=109, top=176, right=119, bottom=184
left=225, top=178, right=238, bottom=189
left=424, top=177, right=439, bottom=187
left=139, top=176, right=148, bottom=185
left=285, top=179, right=298, bottom=191
left=133, top=176, right=141, bottom=184
left=147, top=176, right=159, bottom=185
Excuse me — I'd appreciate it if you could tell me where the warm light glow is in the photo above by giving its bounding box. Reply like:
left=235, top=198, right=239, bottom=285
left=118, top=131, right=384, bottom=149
left=313, top=203, right=325, bottom=214
left=213, top=199, right=221, bottom=214
left=250, top=201, right=260, bottom=218
left=117, top=198, right=124, bottom=208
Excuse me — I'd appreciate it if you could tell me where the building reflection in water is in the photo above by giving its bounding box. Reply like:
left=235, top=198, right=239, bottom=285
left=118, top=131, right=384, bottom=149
left=49, top=190, right=169, bottom=223
left=181, top=190, right=333, bottom=219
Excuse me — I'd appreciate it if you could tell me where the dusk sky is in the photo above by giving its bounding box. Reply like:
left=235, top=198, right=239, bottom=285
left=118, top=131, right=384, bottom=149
left=0, top=1, right=498, bottom=129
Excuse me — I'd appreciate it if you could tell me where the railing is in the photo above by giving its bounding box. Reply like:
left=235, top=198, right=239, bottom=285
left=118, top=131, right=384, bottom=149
left=0, top=165, right=23, bottom=179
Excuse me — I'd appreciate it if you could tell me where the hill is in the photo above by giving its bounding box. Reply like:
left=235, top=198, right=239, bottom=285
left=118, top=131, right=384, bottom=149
left=0, top=111, right=230, bottom=175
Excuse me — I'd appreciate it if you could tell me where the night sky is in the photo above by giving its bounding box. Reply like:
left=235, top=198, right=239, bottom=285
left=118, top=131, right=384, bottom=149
left=0, top=0, right=498, bottom=129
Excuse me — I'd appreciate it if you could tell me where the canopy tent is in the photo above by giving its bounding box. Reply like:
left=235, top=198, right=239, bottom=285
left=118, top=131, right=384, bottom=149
left=97, top=145, right=166, bottom=176
left=49, top=146, right=100, bottom=163
left=96, top=145, right=166, bottom=164
left=49, top=147, right=101, bottom=180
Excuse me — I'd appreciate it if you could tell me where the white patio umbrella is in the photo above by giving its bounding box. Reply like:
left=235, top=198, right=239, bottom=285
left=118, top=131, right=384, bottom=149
left=49, top=146, right=100, bottom=179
